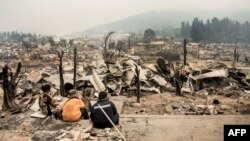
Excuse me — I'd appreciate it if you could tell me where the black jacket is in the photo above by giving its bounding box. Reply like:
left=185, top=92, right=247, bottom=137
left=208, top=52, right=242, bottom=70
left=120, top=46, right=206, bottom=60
left=90, top=99, right=118, bottom=128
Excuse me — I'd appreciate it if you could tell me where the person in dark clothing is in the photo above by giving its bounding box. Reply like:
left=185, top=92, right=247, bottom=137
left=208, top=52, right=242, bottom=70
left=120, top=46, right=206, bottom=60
left=90, top=91, right=119, bottom=128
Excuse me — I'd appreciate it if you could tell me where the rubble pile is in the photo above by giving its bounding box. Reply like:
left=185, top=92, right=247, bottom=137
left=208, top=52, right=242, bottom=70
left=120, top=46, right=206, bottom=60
left=1, top=51, right=250, bottom=110
left=75, top=55, right=177, bottom=97
left=168, top=101, right=234, bottom=115
left=83, top=127, right=124, bottom=141
left=82, top=53, right=250, bottom=98
left=122, top=93, right=249, bottom=115
left=187, top=61, right=250, bottom=97
left=134, top=51, right=181, bottom=61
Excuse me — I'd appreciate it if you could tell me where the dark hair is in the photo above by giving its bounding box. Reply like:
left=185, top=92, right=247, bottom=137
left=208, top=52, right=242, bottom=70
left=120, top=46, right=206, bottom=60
left=41, top=84, right=51, bottom=92
left=99, top=91, right=107, bottom=99
left=64, top=83, right=74, bottom=92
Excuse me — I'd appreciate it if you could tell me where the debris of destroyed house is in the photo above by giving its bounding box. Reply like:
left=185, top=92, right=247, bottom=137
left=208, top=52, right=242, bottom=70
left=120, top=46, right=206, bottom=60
left=1, top=36, right=250, bottom=141
left=187, top=61, right=250, bottom=96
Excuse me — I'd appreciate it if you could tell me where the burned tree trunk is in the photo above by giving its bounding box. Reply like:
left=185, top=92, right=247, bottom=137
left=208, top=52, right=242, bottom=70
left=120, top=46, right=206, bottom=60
left=234, top=47, right=237, bottom=62
left=234, top=47, right=240, bottom=62
left=56, top=50, right=65, bottom=96
left=73, top=47, right=77, bottom=88
left=2, top=63, right=22, bottom=111
left=2, top=65, right=13, bottom=110
left=197, top=46, right=200, bottom=60
left=183, top=38, right=187, bottom=65
left=234, top=41, right=239, bottom=62
left=135, top=65, right=141, bottom=103
left=10, top=62, right=22, bottom=99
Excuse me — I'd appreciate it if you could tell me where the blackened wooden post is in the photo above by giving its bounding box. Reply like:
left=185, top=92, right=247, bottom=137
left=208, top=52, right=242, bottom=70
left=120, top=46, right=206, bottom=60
left=73, top=47, right=77, bottom=88
left=135, top=65, right=141, bottom=103
left=183, top=38, right=187, bottom=65
left=56, top=50, right=65, bottom=96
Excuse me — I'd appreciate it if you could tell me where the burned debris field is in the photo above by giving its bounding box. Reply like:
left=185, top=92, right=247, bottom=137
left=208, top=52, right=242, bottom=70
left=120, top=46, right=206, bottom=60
left=1, top=0, right=250, bottom=141
left=121, top=44, right=250, bottom=116
left=1, top=33, right=250, bottom=141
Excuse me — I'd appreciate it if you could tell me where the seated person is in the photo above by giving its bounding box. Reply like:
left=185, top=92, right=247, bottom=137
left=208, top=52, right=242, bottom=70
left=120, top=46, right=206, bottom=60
left=64, top=82, right=74, bottom=97
left=90, top=91, right=119, bottom=128
left=62, top=89, right=89, bottom=122
left=39, top=83, right=57, bottom=116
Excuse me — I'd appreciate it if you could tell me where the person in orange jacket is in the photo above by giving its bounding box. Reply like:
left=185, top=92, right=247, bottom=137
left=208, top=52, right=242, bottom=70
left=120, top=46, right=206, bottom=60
left=62, top=89, right=89, bottom=122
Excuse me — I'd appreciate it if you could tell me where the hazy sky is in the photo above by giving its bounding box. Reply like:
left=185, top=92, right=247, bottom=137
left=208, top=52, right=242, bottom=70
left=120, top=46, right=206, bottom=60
left=0, top=0, right=249, bottom=35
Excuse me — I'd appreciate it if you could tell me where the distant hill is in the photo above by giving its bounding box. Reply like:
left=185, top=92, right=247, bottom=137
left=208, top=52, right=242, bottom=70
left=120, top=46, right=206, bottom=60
left=83, top=10, right=250, bottom=35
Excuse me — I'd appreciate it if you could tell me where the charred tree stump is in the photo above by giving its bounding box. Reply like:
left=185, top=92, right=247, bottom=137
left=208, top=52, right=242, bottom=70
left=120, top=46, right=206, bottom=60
left=171, top=63, right=183, bottom=96
left=135, top=65, right=141, bottom=103
left=56, top=50, right=65, bottom=96
left=174, top=71, right=181, bottom=95
left=2, top=63, right=22, bottom=111
left=73, top=47, right=77, bottom=88
left=183, top=38, right=187, bottom=65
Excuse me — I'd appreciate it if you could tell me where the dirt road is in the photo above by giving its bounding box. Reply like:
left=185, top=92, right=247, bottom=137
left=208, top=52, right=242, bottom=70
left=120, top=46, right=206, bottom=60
left=121, top=115, right=250, bottom=141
